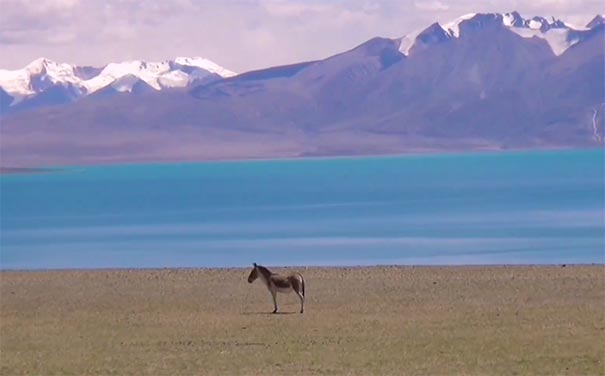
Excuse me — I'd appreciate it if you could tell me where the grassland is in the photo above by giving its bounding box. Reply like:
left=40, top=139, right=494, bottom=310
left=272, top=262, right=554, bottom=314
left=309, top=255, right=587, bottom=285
left=1, top=265, right=604, bottom=375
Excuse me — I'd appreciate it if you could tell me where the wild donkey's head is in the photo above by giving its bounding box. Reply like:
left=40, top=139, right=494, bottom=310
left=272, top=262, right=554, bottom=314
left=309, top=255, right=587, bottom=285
left=247, top=263, right=259, bottom=283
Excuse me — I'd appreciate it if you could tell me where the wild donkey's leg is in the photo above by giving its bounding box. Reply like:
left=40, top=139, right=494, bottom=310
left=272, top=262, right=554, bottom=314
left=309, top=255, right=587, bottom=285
left=271, top=290, right=278, bottom=314
left=296, top=290, right=304, bottom=314
left=291, top=276, right=305, bottom=314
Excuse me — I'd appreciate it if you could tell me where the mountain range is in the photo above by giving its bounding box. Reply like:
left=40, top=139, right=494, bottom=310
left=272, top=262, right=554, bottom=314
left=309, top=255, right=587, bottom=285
left=1, top=12, right=603, bottom=167
left=0, top=57, right=236, bottom=114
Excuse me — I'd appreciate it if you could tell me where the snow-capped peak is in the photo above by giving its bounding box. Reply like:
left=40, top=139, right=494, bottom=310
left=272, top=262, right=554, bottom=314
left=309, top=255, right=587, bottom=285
left=174, top=57, right=236, bottom=77
left=501, top=12, right=583, bottom=56
left=24, top=57, right=53, bottom=73
left=441, top=13, right=477, bottom=38
left=508, top=13, right=568, bottom=31
left=398, top=12, right=593, bottom=57
left=81, top=57, right=236, bottom=93
left=502, top=11, right=522, bottom=27
left=442, top=12, right=569, bottom=38
left=83, top=60, right=173, bottom=92
left=0, top=56, right=236, bottom=102
left=0, top=58, right=83, bottom=102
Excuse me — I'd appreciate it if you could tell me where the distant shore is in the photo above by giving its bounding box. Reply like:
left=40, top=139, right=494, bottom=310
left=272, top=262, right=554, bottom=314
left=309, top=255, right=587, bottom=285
left=2, top=265, right=603, bottom=375
left=2, top=146, right=599, bottom=172
left=0, top=167, right=57, bottom=175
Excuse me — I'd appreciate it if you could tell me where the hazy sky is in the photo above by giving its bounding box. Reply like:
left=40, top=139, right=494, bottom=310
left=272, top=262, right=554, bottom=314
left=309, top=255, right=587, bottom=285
left=0, top=0, right=602, bottom=73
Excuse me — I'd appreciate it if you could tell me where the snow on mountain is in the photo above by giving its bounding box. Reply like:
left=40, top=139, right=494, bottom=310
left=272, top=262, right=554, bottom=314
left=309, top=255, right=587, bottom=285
left=509, top=26, right=578, bottom=56
left=502, top=12, right=587, bottom=56
left=0, top=57, right=236, bottom=106
left=83, top=60, right=174, bottom=93
left=441, top=13, right=478, bottom=38
left=398, top=11, right=593, bottom=57
left=173, top=57, right=236, bottom=77
left=0, top=58, right=83, bottom=103
left=106, top=74, right=152, bottom=93
left=158, top=70, right=190, bottom=89
left=398, top=29, right=423, bottom=56
left=81, top=58, right=236, bottom=93
left=0, top=70, right=31, bottom=101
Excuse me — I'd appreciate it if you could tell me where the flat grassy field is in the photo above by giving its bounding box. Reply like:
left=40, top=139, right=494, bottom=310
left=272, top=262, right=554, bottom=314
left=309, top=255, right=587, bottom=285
left=1, top=266, right=604, bottom=375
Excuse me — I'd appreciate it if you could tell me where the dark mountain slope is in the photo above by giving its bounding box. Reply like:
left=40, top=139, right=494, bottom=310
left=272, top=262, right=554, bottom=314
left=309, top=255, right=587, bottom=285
left=1, top=13, right=603, bottom=166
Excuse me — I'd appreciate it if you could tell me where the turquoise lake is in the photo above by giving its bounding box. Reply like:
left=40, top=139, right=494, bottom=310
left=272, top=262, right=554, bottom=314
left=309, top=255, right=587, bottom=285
left=1, top=150, right=603, bottom=269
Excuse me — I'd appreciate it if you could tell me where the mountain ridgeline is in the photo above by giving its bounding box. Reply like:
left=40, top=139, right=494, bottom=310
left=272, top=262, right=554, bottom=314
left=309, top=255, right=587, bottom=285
left=1, top=12, right=604, bottom=166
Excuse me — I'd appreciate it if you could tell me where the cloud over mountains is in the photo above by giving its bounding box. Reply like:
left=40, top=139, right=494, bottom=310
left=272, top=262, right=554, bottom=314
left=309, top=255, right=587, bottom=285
left=1, top=0, right=603, bottom=73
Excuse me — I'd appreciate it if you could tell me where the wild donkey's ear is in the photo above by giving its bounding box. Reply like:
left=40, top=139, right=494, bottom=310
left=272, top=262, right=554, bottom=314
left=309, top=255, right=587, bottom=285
left=253, top=262, right=257, bottom=267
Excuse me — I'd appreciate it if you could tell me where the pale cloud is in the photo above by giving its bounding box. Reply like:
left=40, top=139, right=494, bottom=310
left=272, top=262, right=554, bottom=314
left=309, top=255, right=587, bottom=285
left=414, top=0, right=450, bottom=11
left=19, top=0, right=80, bottom=12
left=262, top=1, right=334, bottom=17
left=0, top=0, right=601, bottom=72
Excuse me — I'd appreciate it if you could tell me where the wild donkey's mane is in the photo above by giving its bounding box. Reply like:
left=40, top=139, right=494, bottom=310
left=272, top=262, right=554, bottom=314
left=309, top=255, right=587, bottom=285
left=256, top=264, right=272, bottom=279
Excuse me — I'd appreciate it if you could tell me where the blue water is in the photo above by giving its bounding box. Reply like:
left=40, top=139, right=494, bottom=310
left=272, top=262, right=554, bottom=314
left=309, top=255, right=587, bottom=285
left=1, top=150, right=603, bottom=269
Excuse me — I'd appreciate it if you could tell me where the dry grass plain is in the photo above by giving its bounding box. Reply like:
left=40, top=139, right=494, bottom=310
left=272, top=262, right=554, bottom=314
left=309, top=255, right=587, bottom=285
left=1, top=265, right=604, bottom=375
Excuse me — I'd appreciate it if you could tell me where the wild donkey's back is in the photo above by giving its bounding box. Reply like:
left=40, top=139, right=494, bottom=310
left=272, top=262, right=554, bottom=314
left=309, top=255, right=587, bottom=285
left=247, top=263, right=305, bottom=313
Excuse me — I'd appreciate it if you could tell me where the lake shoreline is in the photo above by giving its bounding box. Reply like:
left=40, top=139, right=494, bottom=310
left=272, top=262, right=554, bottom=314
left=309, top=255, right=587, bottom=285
left=0, top=167, right=58, bottom=175
left=1, top=145, right=600, bottom=172
left=1, top=262, right=601, bottom=273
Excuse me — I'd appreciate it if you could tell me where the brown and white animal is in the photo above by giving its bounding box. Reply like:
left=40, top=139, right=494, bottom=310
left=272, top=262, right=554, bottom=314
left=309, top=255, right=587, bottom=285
left=247, top=263, right=305, bottom=314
